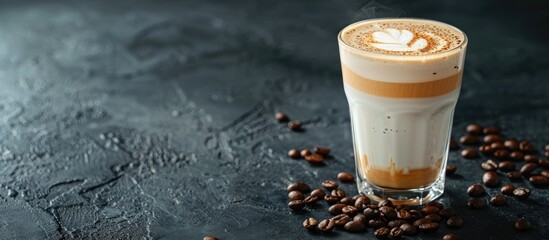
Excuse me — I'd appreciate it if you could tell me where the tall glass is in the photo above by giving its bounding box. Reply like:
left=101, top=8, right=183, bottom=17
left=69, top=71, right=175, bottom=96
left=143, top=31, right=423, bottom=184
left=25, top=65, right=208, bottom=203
left=338, top=18, right=467, bottom=205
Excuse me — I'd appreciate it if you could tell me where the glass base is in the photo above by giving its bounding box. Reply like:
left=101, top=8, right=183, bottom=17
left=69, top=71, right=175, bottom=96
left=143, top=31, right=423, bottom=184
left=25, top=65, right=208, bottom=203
left=356, top=172, right=445, bottom=206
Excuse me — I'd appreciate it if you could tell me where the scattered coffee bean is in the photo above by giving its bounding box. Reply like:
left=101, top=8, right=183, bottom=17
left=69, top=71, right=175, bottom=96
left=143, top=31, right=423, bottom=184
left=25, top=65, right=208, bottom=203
left=484, top=134, right=503, bottom=144
left=514, top=218, right=532, bottom=231
left=288, top=200, right=305, bottom=210
left=337, top=172, right=354, bottom=182
left=483, top=126, right=500, bottom=135
left=460, top=135, right=479, bottom=145
left=322, top=180, right=338, bottom=191
left=421, top=206, right=440, bottom=215
left=490, top=142, right=504, bottom=150
left=542, top=170, right=549, bottom=178
left=374, top=227, right=390, bottom=238
left=342, top=205, right=359, bottom=216
left=443, top=233, right=460, bottom=240
left=354, top=197, right=371, bottom=210
left=287, top=182, right=310, bottom=193
left=288, top=149, right=300, bottom=158
left=288, top=190, right=304, bottom=200
left=310, top=188, right=326, bottom=198
left=413, top=218, right=432, bottom=227
left=501, top=184, right=515, bottom=195
left=418, top=222, right=439, bottom=232
left=379, top=206, right=397, bottom=220
left=318, top=219, right=336, bottom=233
left=539, top=160, right=549, bottom=168
left=390, top=227, right=404, bottom=239
left=523, top=154, right=538, bottom=162
left=520, top=162, right=538, bottom=175
left=446, top=165, right=457, bottom=175
left=529, top=175, right=549, bottom=187
left=467, top=184, right=486, bottom=197
left=481, top=159, right=498, bottom=171
left=324, top=195, right=340, bottom=205
left=369, top=219, right=387, bottom=229
left=363, top=208, right=380, bottom=220
left=397, top=209, right=413, bottom=220
left=479, top=145, right=494, bottom=154
left=331, top=189, right=346, bottom=198
left=313, top=146, right=330, bottom=156
left=449, top=139, right=459, bottom=150
left=461, top=148, right=478, bottom=158
left=275, top=112, right=289, bottom=122
left=300, top=149, right=312, bottom=157
left=352, top=194, right=366, bottom=201
left=490, top=194, right=507, bottom=206
left=519, top=141, right=534, bottom=152
left=504, top=139, right=519, bottom=150
left=332, top=213, right=351, bottom=227
left=328, top=204, right=346, bottom=215
left=510, top=151, right=524, bottom=161
left=513, top=187, right=531, bottom=200
left=203, top=236, right=219, bottom=240
left=304, top=195, right=319, bottom=206
left=498, top=161, right=516, bottom=172
left=493, top=149, right=509, bottom=159
left=409, top=209, right=422, bottom=220
left=378, top=199, right=394, bottom=207
left=425, top=213, right=441, bottom=222
left=303, top=218, right=318, bottom=231
left=507, top=171, right=522, bottom=180
left=467, top=198, right=486, bottom=209
left=305, top=154, right=324, bottom=164
left=344, top=220, right=367, bottom=232
left=288, top=120, right=302, bottom=131
left=439, top=208, right=456, bottom=218
left=545, top=151, right=549, bottom=158
left=387, top=219, right=408, bottom=228
left=340, top=196, right=354, bottom=205
left=466, top=123, right=483, bottom=135
left=399, top=223, right=417, bottom=236
left=446, top=216, right=464, bottom=228
left=353, top=213, right=366, bottom=223
left=482, top=171, right=500, bottom=187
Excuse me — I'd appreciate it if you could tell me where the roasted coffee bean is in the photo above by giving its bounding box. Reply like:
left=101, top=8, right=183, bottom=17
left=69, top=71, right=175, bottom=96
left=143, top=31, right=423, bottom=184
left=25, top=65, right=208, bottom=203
left=390, top=227, right=404, bottom=239
left=539, top=160, right=549, bottom=168
left=443, top=233, right=460, bottom=240
left=439, top=208, right=456, bottom=218
left=311, top=188, right=326, bottom=198
left=324, top=195, right=340, bottom=205
left=513, top=187, right=531, bottom=200
left=498, top=161, right=516, bottom=172
left=421, top=206, right=440, bottom=215
left=275, top=112, right=289, bottom=122
left=203, top=236, right=219, bottom=240
left=409, top=209, right=422, bottom=220
left=501, top=184, right=515, bottom=195
left=374, top=227, right=390, bottom=238
left=397, top=209, right=412, bottom=220
left=524, top=154, right=538, bottom=162
left=288, top=190, right=304, bottom=200
left=288, top=149, right=300, bottom=158
left=484, top=134, right=503, bottom=144
left=483, top=126, right=500, bottom=135
left=449, top=139, right=459, bottom=150
left=353, top=213, right=366, bottom=223
left=288, top=200, right=305, bottom=210
left=337, top=172, right=354, bottom=182
left=446, top=216, right=464, bottom=228
left=332, top=213, right=351, bottom=227
left=514, top=219, right=532, bottom=231
left=304, top=195, right=319, bottom=206
left=287, top=182, right=310, bottom=193
left=344, top=220, right=367, bottom=232
left=490, top=194, right=507, bottom=206
left=479, top=145, right=494, bottom=154
left=519, top=141, right=534, bottom=152
left=461, top=148, right=478, bottom=158
left=369, top=219, right=387, bottom=229
left=507, top=171, right=522, bottom=180
left=490, top=142, right=504, bottom=150
left=305, top=154, right=324, bottom=164
left=413, top=218, right=432, bottom=227
left=466, top=123, right=483, bottom=135
left=520, top=162, right=538, bottom=175
left=288, top=120, right=302, bottom=131
left=467, top=184, right=486, bottom=197
left=493, top=149, right=509, bottom=159
left=378, top=199, right=394, bottom=207
left=504, top=139, right=519, bottom=150
left=354, top=197, right=371, bottom=210
left=322, top=180, right=338, bottom=191
left=328, top=204, right=346, bottom=215
left=542, top=170, right=549, bottom=178
left=545, top=151, right=549, bottom=158
left=380, top=206, right=397, bottom=220
left=483, top=171, right=500, bottom=187
left=467, top=198, right=486, bottom=209
left=529, top=175, right=549, bottom=187
left=426, top=201, right=443, bottom=209
left=460, top=135, right=479, bottom=145
left=331, top=189, right=346, bottom=198
left=342, top=205, right=359, bottom=216
left=363, top=208, right=380, bottom=220
left=352, top=194, right=367, bottom=201
left=425, top=213, right=441, bottom=222
left=303, top=218, right=319, bottom=231
left=313, top=147, right=330, bottom=156
left=399, top=223, right=417, bottom=236
left=481, top=159, right=498, bottom=171
left=340, top=196, right=354, bottom=205
left=446, top=165, right=457, bottom=175
left=300, top=149, right=312, bottom=157
left=418, top=222, right=440, bottom=232
left=510, top=151, right=524, bottom=161
left=387, top=219, right=408, bottom=228
left=367, top=204, right=380, bottom=209
left=318, top=219, right=336, bottom=233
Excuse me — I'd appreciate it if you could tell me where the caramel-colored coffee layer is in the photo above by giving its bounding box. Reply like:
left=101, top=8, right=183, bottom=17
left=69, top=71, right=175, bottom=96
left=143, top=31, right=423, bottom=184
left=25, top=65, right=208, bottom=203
left=360, top=155, right=443, bottom=189
left=342, top=64, right=461, bottom=98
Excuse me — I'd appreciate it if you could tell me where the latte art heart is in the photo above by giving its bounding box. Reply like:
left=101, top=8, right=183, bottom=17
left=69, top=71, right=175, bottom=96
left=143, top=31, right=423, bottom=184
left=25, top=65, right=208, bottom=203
left=371, top=29, right=428, bottom=52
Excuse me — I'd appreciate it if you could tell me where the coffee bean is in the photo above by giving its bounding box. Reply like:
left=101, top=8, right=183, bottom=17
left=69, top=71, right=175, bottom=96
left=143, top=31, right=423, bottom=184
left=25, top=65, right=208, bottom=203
left=399, top=223, right=417, bottom=236
left=539, top=160, right=549, bottom=168
left=288, top=120, right=302, bottom=131
left=379, top=206, right=397, bottom=220
left=466, top=123, right=483, bottom=135
left=353, top=213, right=366, bottom=223
left=443, top=233, right=460, bottom=240
left=490, top=142, right=504, bottom=150
left=397, top=209, right=412, bottom=220
left=310, top=188, right=326, bottom=198
left=490, top=194, right=507, bottom=206
left=409, top=209, right=422, bottom=220
left=519, top=141, right=534, bottom=152
left=545, top=151, right=549, bottom=158
left=504, top=139, right=519, bottom=150
left=439, top=208, right=456, bottom=218
left=363, top=208, right=380, bottom=220
left=461, top=148, right=478, bottom=158
left=484, top=134, right=503, bottom=144
left=493, top=149, right=509, bottom=159
left=318, top=219, right=336, bottom=233
left=331, top=189, right=346, bottom=198
left=324, top=195, right=340, bottom=205
left=513, top=187, right=531, bottom=200
left=303, top=218, right=318, bottom=231
left=288, top=190, right=304, bottom=200
left=425, top=213, right=441, bottom=222
left=481, top=159, right=498, bottom=171
left=467, top=184, right=486, bottom=197
left=449, top=139, right=459, bottom=150
left=288, top=200, right=305, bottom=210
left=288, top=149, right=300, bottom=158
left=328, top=203, right=346, bottom=215
left=514, top=219, right=532, bottom=231
left=332, top=213, right=351, bottom=227
left=387, top=219, right=408, bottom=228
left=322, top=180, right=338, bottom=191
left=275, top=112, right=289, bottom=122
left=354, top=197, right=371, bottom=210
left=446, top=165, right=457, bottom=175
left=313, top=146, right=330, bottom=156
left=369, top=219, right=387, bottom=229
left=203, top=236, right=219, bottom=240
left=524, top=154, right=539, bottom=162
left=479, top=145, right=494, bottom=154
left=483, top=126, right=500, bottom=135
left=378, top=199, right=394, bottom=207
left=446, top=216, right=464, bottom=228
left=300, top=149, right=312, bottom=157
left=340, top=196, right=354, bottom=205
left=304, top=154, right=324, bottom=164
left=374, top=227, right=390, bottom=238
left=390, top=227, right=404, bottom=239
left=542, top=170, right=549, bottom=178
left=344, top=220, right=367, bottom=232
left=507, top=171, right=522, bottom=180
left=337, top=172, right=354, bottom=182
left=460, top=135, right=479, bottom=145
left=342, top=205, right=359, bottom=216
left=483, top=171, right=500, bottom=187
left=352, top=194, right=367, bottom=201
left=501, top=184, right=515, bottom=195
left=498, top=161, right=516, bottom=172
left=520, top=162, right=538, bottom=175
left=510, top=151, right=524, bottom=161
left=287, top=182, right=310, bottom=193
left=304, top=195, right=319, bottom=206
left=413, top=218, right=432, bottom=227
left=529, top=175, right=549, bottom=187
left=418, top=222, right=439, bottom=232
left=467, top=198, right=486, bottom=209
left=421, top=206, right=440, bottom=215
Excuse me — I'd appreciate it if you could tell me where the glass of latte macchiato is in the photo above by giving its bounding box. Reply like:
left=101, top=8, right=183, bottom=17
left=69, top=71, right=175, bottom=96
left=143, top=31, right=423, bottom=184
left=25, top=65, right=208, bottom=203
left=338, top=18, right=467, bottom=205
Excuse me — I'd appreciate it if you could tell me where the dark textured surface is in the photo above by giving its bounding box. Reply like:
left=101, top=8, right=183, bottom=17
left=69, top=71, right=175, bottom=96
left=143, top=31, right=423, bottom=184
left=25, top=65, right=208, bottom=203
left=0, top=0, right=548, bottom=239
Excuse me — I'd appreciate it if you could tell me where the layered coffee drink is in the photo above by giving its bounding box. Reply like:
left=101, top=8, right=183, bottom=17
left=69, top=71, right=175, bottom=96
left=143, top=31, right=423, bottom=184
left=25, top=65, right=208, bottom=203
left=338, top=19, right=467, bottom=204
